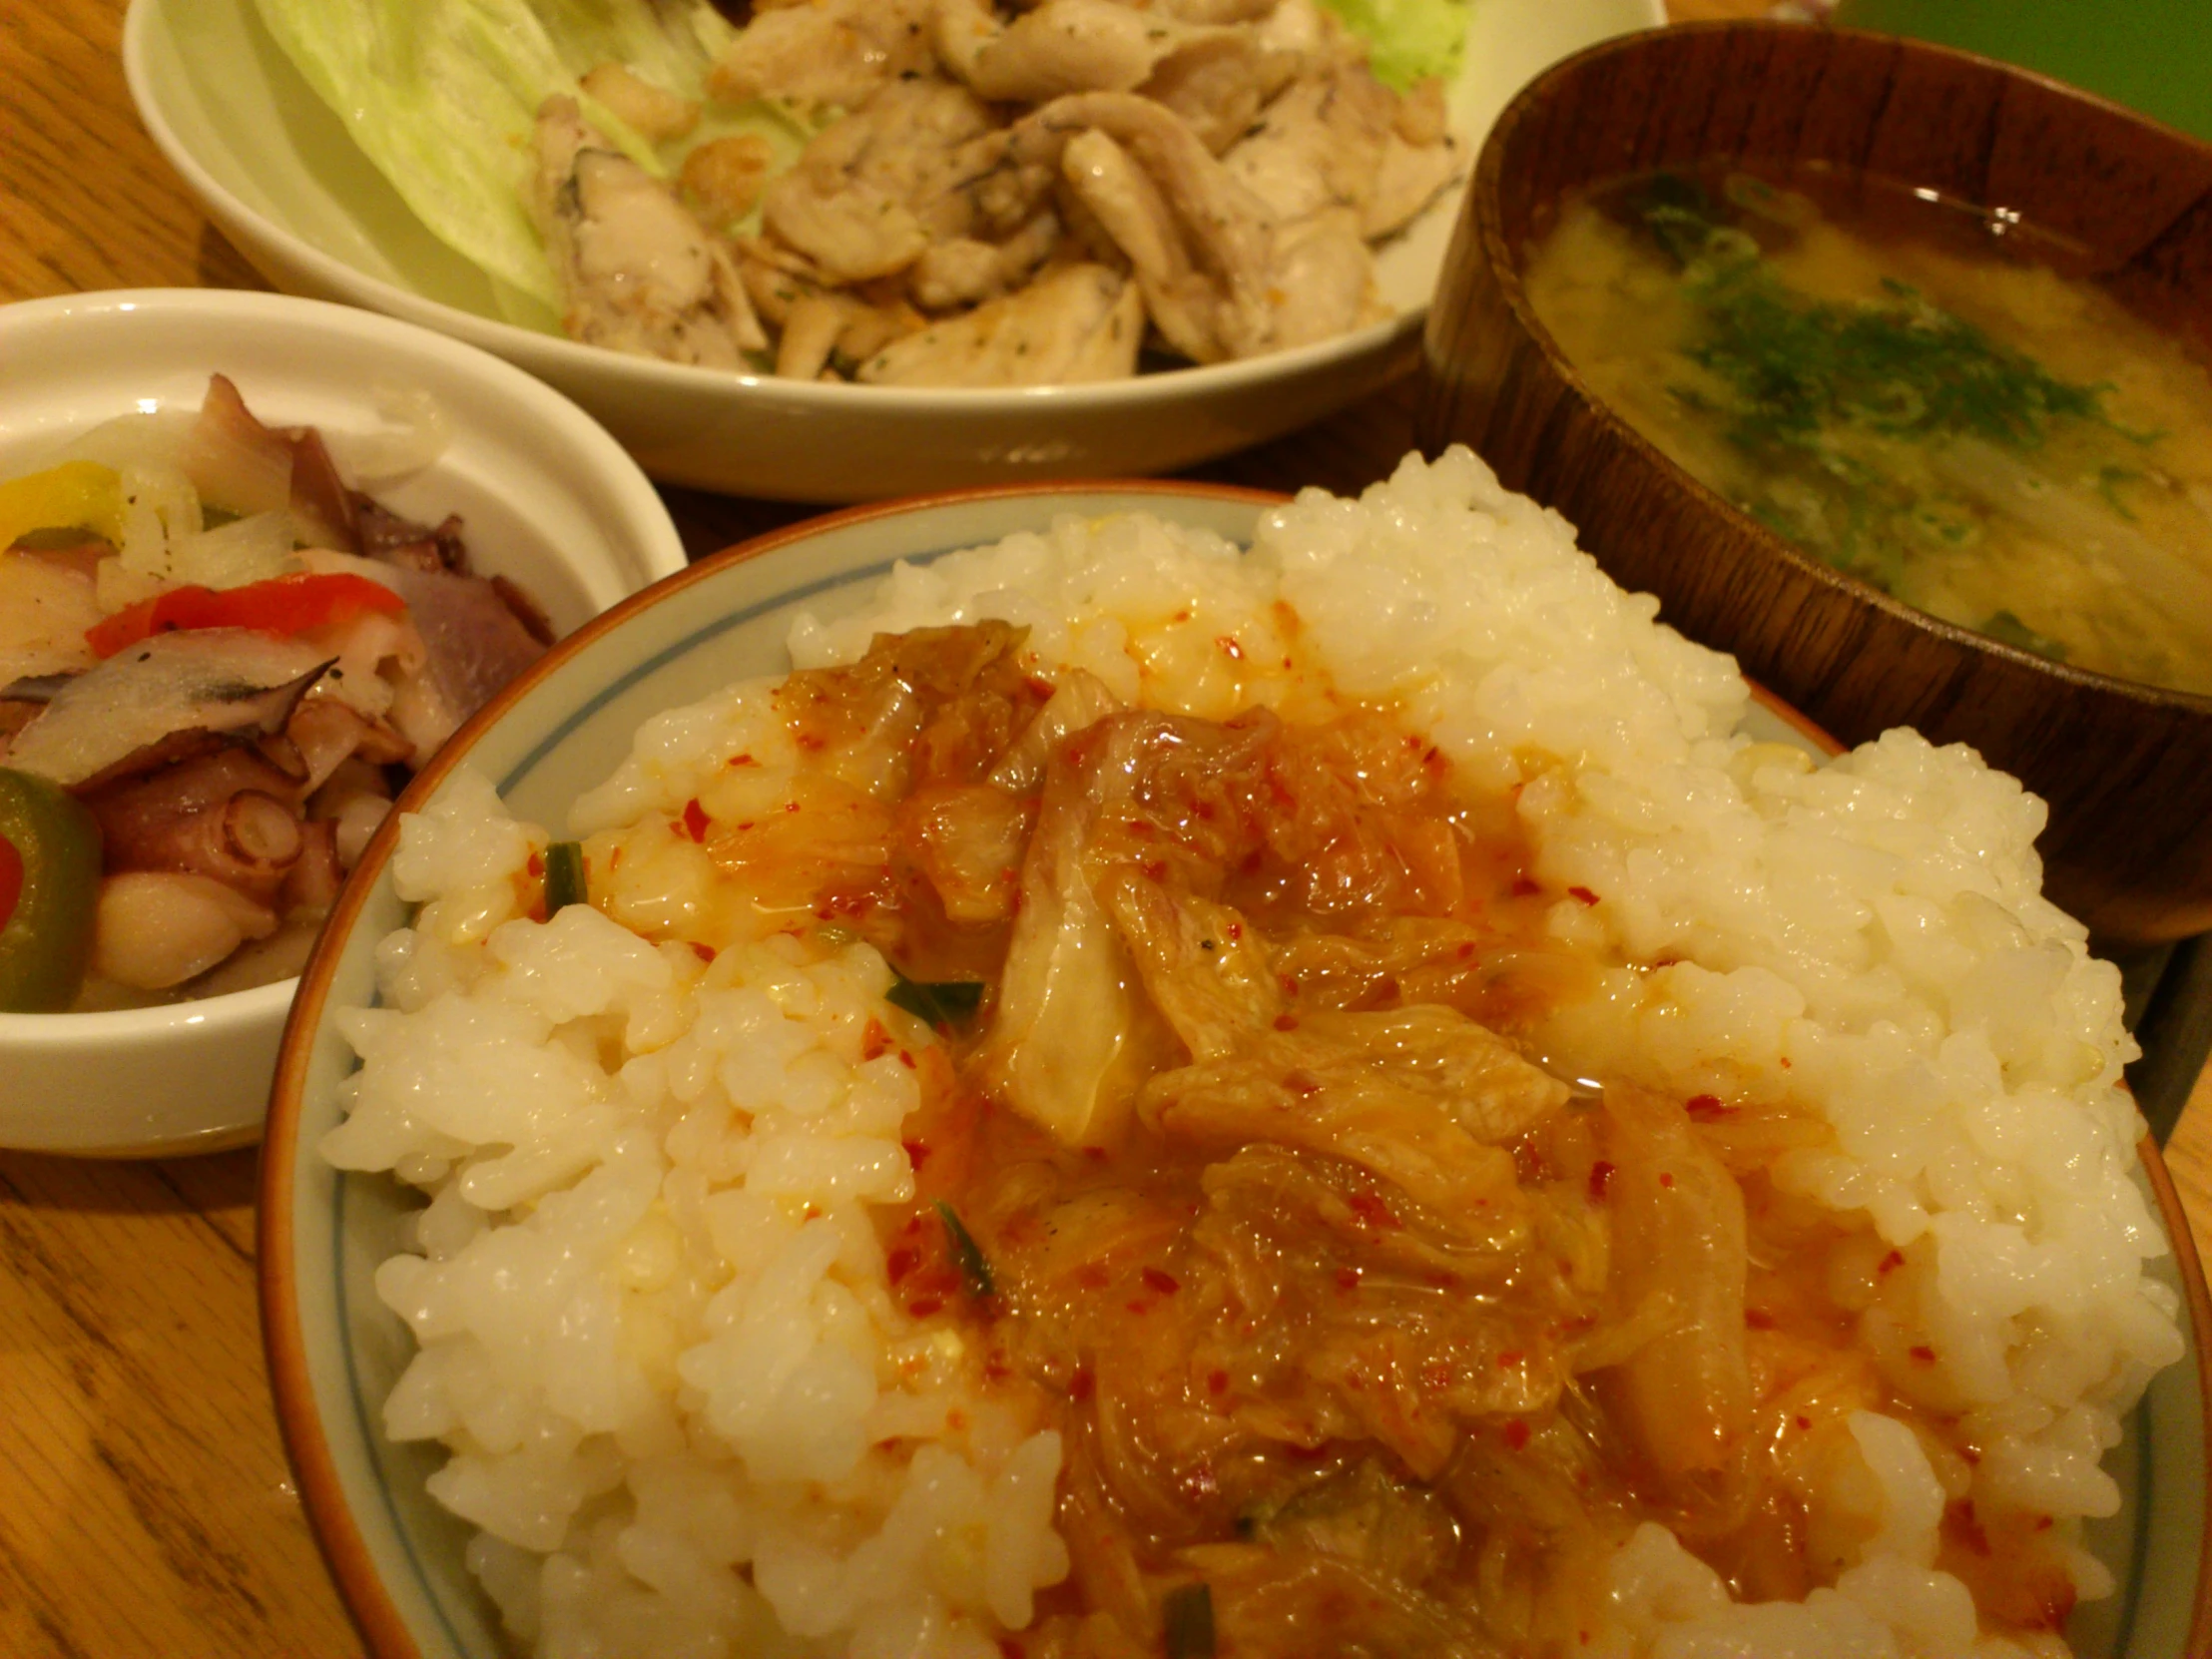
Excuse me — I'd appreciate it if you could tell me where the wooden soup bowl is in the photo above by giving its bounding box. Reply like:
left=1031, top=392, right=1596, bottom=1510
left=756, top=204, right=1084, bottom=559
left=1417, top=21, right=2212, bottom=944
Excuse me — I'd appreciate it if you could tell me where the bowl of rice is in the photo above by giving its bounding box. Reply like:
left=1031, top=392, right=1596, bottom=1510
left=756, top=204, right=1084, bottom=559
left=264, top=457, right=2211, bottom=1658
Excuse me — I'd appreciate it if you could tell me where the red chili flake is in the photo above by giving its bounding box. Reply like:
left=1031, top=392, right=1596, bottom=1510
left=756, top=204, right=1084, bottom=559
left=983, top=1353, right=1013, bottom=1383
left=1142, top=860, right=1167, bottom=882
left=2034, top=1514, right=2054, bottom=1531
left=796, top=732, right=826, bottom=752
left=1745, top=1309, right=1777, bottom=1331
left=898, top=1049, right=916, bottom=1069
left=526, top=850, right=545, bottom=878
left=784, top=801, right=801, bottom=814
left=1567, top=885, right=1599, bottom=905
left=1125, top=818, right=1155, bottom=840
left=901, top=1215, right=926, bottom=1237
left=1335, top=1268, right=1361, bottom=1292
left=1501, top=1420, right=1531, bottom=1451
left=682, top=798, right=710, bottom=841
left=1587, top=1160, right=1615, bottom=1201
left=1456, top=941, right=1476, bottom=959
left=1273, top=1013, right=1300, bottom=1031
left=727, top=753, right=758, bottom=768
left=1207, top=1369, right=1229, bottom=1396
left=901, top=1139, right=931, bottom=1171
left=1952, top=1502, right=1992, bottom=1555
left=1225, top=919, right=1243, bottom=940
left=1283, top=1070, right=1321, bottom=1096
left=1910, top=1345, right=1937, bottom=1365
left=886, top=1248, right=919, bottom=1285
left=1347, top=1192, right=1400, bottom=1229
left=1083, top=1146, right=1110, bottom=1163
left=690, top=941, right=717, bottom=963
left=1686, top=1093, right=1733, bottom=1121
left=1495, top=1351, right=1524, bottom=1369
left=1173, top=609, right=1191, bottom=623
left=1658, top=1172, right=1675, bottom=1189
left=1194, top=801, right=1218, bottom=821
left=1142, top=1268, right=1181, bottom=1296
left=907, top=1297, right=944, bottom=1319
left=1794, top=1414, right=1813, bottom=1431
left=946, top=1409, right=968, bottom=1431
left=609, top=845, right=623, bottom=869
left=1075, top=1264, right=1112, bottom=1290
left=1216, top=635, right=1245, bottom=661
left=1878, top=1250, right=1906, bottom=1276
left=999, top=1639, right=1026, bottom=1659
left=1960, top=1445, right=1981, bottom=1465
left=1510, top=875, right=1542, bottom=896
left=1127, top=1300, right=1150, bottom=1315
left=860, top=1018, right=890, bottom=1060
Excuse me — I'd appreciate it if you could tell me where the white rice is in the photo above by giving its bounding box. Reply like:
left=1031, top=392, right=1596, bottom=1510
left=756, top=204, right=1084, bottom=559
left=326, top=446, right=2181, bottom=1657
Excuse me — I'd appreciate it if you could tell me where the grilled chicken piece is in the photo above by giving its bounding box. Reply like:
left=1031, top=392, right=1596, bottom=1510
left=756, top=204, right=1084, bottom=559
left=1021, top=92, right=1383, bottom=360
left=1223, top=62, right=1464, bottom=241
left=528, top=99, right=765, bottom=365
left=1137, top=30, right=1306, bottom=154
left=907, top=211, right=1062, bottom=310
left=707, top=0, right=937, bottom=113
left=933, top=0, right=1230, bottom=104
left=760, top=79, right=1004, bottom=285
left=857, top=263, right=1144, bottom=386
left=1366, top=129, right=1467, bottom=239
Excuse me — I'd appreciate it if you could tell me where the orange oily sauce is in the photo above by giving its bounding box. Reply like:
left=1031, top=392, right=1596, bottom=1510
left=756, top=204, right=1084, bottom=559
left=592, top=622, right=2084, bottom=1654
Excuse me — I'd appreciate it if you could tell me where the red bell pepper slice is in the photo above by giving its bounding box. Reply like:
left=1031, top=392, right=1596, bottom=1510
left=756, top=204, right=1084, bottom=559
left=0, top=833, right=21, bottom=934
left=85, top=571, right=407, bottom=658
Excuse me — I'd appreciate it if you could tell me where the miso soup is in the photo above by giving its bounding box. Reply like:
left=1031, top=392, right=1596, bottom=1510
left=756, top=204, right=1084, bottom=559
left=1523, top=170, right=2212, bottom=695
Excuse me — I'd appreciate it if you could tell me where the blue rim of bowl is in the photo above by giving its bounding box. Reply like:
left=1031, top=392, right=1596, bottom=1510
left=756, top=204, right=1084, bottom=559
left=260, top=480, right=2212, bottom=1657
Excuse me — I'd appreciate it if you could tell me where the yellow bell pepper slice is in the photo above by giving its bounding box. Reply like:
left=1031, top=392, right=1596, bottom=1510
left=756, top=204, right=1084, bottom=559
left=0, top=460, right=126, bottom=550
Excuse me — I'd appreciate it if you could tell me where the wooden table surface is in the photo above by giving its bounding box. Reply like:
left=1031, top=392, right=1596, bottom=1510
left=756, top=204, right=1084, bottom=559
left=5, top=2, right=2209, bottom=1655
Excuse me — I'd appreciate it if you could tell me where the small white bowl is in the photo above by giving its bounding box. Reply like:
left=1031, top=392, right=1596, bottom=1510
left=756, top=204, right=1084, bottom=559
left=122, top=0, right=1664, bottom=503
left=0, top=287, right=688, bottom=1157
left=262, top=484, right=2211, bottom=1658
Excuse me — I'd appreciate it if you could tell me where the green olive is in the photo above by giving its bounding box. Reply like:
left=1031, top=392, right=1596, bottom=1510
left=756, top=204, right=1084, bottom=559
left=0, top=768, right=103, bottom=1012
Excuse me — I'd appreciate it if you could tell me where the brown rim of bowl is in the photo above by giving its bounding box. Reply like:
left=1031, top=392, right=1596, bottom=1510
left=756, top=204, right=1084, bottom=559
left=260, top=478, right=1288, bottom=1657
left=2133, top=1132, right=2212, bottom=1659
left=258, top=475, right=2212, bottom=1654
left=1462, top=18, right=2212, bottom=719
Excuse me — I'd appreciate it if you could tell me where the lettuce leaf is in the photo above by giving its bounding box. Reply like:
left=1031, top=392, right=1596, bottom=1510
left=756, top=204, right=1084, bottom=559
left=252, top=0, right=740, bottom=309
left=1315, top=0, right=1473, bottom=90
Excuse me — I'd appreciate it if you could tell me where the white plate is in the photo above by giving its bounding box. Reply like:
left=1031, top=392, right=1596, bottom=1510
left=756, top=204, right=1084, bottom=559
left=0, top=287, right=687, bottom=1156
left=122, top=0, right=1665, bottom=502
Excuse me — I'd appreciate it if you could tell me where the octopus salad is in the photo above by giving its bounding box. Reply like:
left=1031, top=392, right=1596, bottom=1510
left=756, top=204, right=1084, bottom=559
left=0, top=376, right=549, bottom=1010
